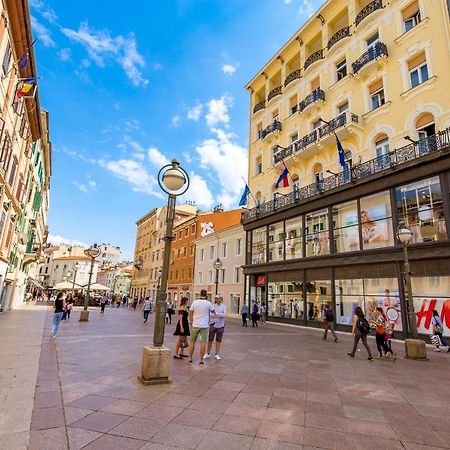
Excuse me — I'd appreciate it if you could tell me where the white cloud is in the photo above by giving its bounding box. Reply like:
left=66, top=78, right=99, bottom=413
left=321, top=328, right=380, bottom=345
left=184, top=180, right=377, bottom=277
left=300, top=0, right=315, bottom=16
left=221, top=64, right=238, bottom=76
left=47, top=234, right=88, bottom=247
left=148, top=147, right=170, bottom=168
left=41, top=7, right=57, bottom=23
left=180, top=172, right=214, bottom=209
left=88, top=181, right=97, bottom=189
left=61, top=22, right=148, bottom=86
left=58, top=48, right=71, bottom=61
left=124, top=118, right=140, bottom=132
left=172, top=115, right=182, bottom=127
left=195, top=128, right=248, bottom=208
left=73, top=181, right=88, bottom=193
left=205, top=95, right=233, bottom=128
left=187, top=103, right=203, bottom=121
left=29, top=0, right=44, bottom=8
left=31, top=15, right=56, bottom=47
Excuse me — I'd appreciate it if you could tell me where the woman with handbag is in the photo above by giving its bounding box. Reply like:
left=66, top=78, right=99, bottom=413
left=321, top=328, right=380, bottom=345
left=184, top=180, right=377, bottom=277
left=173, top=297, right=190, bottom=359
left=431, top=310, right=449, bottom=353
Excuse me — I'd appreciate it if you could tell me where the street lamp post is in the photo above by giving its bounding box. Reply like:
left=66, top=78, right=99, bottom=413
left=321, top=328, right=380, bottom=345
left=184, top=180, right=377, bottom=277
left=79, top=244, right=101, bottom=322
left=72, top=262, right=80, bottom=294
left=397, top=224, right=427, bottom=360
left=140, top=159, right=189, bottom=385
left=213, top=258, right=223, bottom=295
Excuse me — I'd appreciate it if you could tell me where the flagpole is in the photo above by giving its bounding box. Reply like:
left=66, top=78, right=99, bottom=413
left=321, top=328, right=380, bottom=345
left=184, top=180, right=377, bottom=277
left=241, top=176, right=257, bottom=205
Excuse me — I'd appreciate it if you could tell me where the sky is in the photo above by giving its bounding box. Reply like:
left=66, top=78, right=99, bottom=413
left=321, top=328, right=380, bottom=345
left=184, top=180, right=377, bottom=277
left=31, top=0, right=322, bottom=259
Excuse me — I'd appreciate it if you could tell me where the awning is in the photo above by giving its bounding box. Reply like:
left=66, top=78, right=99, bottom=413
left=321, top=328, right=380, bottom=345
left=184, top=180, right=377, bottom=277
left=28, top=278, right=45, bottom=289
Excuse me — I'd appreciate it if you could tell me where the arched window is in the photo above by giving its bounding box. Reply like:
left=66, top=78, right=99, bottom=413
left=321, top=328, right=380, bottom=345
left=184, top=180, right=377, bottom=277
left=186, top=291, right=191, bottom=302
left=374, top=134, right=390, bottom=170
left=167, top=292, right=172, bottom=301
left=415, top=113, right=436, bottom=154
left=292, top=173, right=300, bottom=187
left=174, top=292, right=178, bottom=304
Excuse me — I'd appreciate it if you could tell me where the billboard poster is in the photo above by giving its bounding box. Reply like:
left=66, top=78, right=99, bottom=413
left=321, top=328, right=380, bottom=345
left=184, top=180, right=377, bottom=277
left=414, top=297, right=450, bottom=336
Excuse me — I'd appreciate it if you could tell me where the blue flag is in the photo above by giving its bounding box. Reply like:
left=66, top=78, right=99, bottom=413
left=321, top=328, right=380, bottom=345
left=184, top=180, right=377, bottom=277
left=239, top=184, right=251, bottom=206
left=336, top=134, right=346, bottom=168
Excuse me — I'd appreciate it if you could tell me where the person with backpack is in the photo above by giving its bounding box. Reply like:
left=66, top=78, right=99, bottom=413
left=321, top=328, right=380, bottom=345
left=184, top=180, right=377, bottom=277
left=347, top=306, right=373, bottom=360
left=322, top=305, right=337, bottom=342
left=251, top=301, right=259, bottom=327
left=372, top=307, right=395, bottom=359
left=431, top=309, right=450, bottom=352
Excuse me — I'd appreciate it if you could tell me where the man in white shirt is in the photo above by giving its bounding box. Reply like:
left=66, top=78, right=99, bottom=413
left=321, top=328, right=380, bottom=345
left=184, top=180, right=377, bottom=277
left=204, top=295, right=227, bottom=360
left=188, top=289, right=215, bottom=364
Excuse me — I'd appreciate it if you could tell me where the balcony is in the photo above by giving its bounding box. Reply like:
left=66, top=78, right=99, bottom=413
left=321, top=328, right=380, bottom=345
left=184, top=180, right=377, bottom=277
left=318, top=111, right=360, bottom=140
left=274, top=145, right=293, bottom=164
left=268, top=86, right=282, bottom=102
left=259, top=120, right=282, bottom=140
left=299, top=88, right=325, bottom=112
left=352, top=42, right=388, bottom=75
left=253, top=101, right=265, bottom=114
left=243, top=128, right=450, bottom=223
left=327, top=26, right=350, bottom=50
left=284, top=69, right=301, bottom=87
left=304, top=49, right=324, bottom=71
left=355, top=0, right=383, bottom=27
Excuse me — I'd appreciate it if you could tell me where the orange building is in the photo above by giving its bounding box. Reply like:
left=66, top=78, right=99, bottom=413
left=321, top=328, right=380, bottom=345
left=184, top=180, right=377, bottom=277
left=168, top=208, right=242, bottom=305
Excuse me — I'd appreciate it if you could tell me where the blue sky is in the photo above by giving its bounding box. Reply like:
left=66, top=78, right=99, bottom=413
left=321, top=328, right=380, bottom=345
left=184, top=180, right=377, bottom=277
left=31, top=0, right=321, bottom=259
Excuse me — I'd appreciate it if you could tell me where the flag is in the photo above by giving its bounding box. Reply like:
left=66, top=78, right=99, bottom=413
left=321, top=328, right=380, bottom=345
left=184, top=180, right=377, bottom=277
left=16, top=77, right=36, bottom=98
left=238, top=184, right=251, bottom=206
left=275, top=162, right=289, bottom=189
left=18, top=53, right=28, bottom=70
left=336, top=134, right=346, bottom=168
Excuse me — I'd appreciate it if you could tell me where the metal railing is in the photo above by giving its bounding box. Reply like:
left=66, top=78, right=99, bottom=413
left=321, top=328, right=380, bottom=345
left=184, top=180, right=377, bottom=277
left=318, top=111, right=359, bottom=138
left=284, top=69, right=301, bottom=87
left=253, top=101, right=265, bottom=114
left=327, top=26, right=350, bottom=50
left=268, top=86, right=282, bottom=102
left=299, top=88, right=325, bottom=111
left=259, top=120, right=282, bottom=140
left=304, top=49, right=324, bottom=70
left=274, top=145, right=293, bottom=164
left=355, top=0, right=383, bottom=27
left=244, top=128, right=450, bottom=223
left=352, top=42, right=388, bottom=74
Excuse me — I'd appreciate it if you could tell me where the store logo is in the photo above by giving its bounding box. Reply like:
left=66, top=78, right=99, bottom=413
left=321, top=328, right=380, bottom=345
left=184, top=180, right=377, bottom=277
left=200, top=222, right=215, bottom=237
left=415, top=298, right=450, bottom=331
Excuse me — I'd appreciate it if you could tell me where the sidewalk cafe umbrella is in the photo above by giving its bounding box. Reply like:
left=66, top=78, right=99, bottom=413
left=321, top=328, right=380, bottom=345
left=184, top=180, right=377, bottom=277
left=82, top=282, right=111, bottom=291
left=51, top=281, right=84, bottom=290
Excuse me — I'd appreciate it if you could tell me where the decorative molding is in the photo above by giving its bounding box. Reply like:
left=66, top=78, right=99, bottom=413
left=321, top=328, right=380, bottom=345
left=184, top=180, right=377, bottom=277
left=295, top=36, right=303, bottom=46
left=276, top=55, right=285, bottom=65
left=316, top=14, right=325, bottom=25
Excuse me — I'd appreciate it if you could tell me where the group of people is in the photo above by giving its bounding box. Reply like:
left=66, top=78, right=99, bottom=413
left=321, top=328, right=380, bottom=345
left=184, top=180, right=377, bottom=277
left=241, top=301, right=266, bottom=327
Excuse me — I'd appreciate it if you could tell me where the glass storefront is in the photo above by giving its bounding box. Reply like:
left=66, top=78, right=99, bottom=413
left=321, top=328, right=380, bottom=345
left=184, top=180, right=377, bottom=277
left=285, top=217, right=303, bottom=260
left=267, top=281, right=302, bottom=318
left=306, top=279, right=332, bottom=322
left=305, top=209, right=329, bottom=257
left=251, top=227, right=266, bottom=264
left=268, top=221, right=284, bottom=262
left=333, top=201, right=360, bottom=252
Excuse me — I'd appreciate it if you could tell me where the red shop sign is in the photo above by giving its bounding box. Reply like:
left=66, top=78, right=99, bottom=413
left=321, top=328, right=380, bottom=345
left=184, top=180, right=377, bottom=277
left=256, top=275, right=266, bottom=287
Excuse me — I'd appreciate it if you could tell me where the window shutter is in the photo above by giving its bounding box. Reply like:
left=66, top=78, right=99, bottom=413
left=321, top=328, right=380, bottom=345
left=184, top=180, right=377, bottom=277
left=402, top=1, right=419, bottom=20
left=407, top=52, right=426, bottom=71
left=289, top=94, right=298, bottom=108
left=311, top=77, right=320, bottom=90
left=32, top=191, right=42, bottom=212
left=369, top=79, right=383, bottom=94
left=415, top=113, right=434, bottom=129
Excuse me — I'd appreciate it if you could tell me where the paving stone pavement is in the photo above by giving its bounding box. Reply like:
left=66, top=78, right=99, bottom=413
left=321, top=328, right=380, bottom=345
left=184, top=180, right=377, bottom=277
left=2, top=304, right=450, bottom=449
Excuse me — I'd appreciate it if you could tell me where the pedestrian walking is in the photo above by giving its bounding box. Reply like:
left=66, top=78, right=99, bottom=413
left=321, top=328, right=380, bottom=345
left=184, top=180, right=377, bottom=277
left=251, top=301, right=259, bottom=327
left=372, top=307, right=395, bottom=359
left=66, top=301, right=73, bottom=319
left=322, top=305, right=338, bottom=342
left=132, top=297, right=138, bottom=310
left=100, top=295, right=107, bottom=314
left=241, top=302, right=248, bottom=327
left=347, top=306, right=373, bottom=360
left=188, top=289, right=215, bottom=365
left=143, top=297, right=152, bottom=323
left=51, top=292, right=66, bottom=338
left=166, top=300, right=174, bottom=324
left=173, top=297, right=190, bottom=359
left=260, top=304, right=266, bottom=324
left=431, top=309, right=450, bottom=352
left=205, top=295, right=227, bottom=360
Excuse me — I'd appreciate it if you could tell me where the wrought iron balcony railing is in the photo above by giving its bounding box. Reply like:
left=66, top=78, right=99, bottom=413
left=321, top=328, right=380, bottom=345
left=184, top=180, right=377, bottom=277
left=243, top=128, right=450, bottom=223
left=274, top=145, right=293, bottom=164
left=284, top=69, right=301, bottom=87
left=355, top=0, right=383, bottom=27
left=258, top=120, right=282, bottom=140
left=318, top=111, right=359, bottom=138
left=253, top=101, right=266, bottom=114
left=299, top=88, right=325, bottom=112
left=304, top=49, right=324, bottom=70
left=327, top=26, right=351, bottom=50
left=268, top=86, right=282, bottom=102
left=352, top=42, right=388, bottom=74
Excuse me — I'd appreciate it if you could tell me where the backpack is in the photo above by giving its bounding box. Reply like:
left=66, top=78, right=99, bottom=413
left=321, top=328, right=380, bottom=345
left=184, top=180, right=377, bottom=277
left=357, top=317, right=371, bottom=334
left=252, top=303, right=259, bottom=314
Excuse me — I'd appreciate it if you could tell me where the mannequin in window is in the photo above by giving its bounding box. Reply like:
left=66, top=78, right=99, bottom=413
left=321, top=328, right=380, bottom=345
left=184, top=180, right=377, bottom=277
left=361, top=210, right=378, bottom=243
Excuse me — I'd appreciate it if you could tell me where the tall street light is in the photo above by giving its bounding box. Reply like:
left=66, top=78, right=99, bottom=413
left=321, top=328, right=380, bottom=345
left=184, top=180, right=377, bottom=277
left=72, top=262, right=80, bottom=294
left=79, top=244, right=101, bottom=322
left=213, top=258, right=223, bottom=295
left=140, top=159, right=189, bottom=385
left=397, top=224, right=427, bottom=360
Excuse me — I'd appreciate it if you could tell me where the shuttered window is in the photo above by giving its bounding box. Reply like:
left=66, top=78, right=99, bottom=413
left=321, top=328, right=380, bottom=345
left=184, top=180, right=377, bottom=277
left=311, top=77, right=320, bottom=91
left=369, top=79, right=383, bottom=94
left=402, top=1, right=419, bottom=20
left=407, top=52, right=426, bottom=71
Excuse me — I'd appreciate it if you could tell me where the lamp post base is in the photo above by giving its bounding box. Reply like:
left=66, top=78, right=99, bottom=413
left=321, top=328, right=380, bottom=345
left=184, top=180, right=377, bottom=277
left=139, top=346, right=172, bottom=386
left=79, top=310, right=90, bottom=322
left=404, top=338, right=428, bottom=361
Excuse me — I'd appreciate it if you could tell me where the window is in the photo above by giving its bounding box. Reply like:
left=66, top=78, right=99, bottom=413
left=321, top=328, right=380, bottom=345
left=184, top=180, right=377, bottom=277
left=190, top=244, right=194, bottom=256
left=0, top=211, right=6, bottom=238
left=234, top=267, right=240, bottom=283
left=208, top=270, right=213, bottom=283
left=221, top=242, right=227, bottom=258
left=255, top=155, right=262, bottom=175
left=200, top=248, right=204, bottom=262
left=338, top=102, right=349, bottom=114
left=209, top=245, right=215, bottom=260
left=178, top=230, right=182, bottom=239
left=272, top=109, right=279, bottom=121
left=311, top=77, right=320, bottom=91
left=360, top=191, right=394, bottom=249
left=251, top=227, right=266, bottom=264
left=336, top=59, right=347, bottom=80
left=307, top=279, right=332, bottom=322
left=289, top=94, right=298, bottom=115
left=220, top=268, right=225, bottom=284
left=236, top=238, right=242, bottom=256
left=2, top=41, right=11, bottom=75
left=8, top=158, right=17, bottom=187
left=0, top=133, right=12, bottom=172
left=375, top=136, right=390, bottom=170
left=366, top=32, right=379, bottom=51
left=175, top=270, right=178, bottom=280
left=369, top=79, right=385, bottom=110
left=198, top=272, right=203, bottom=284
left=285, top=217, right=303, bottom=260
left=402, top=1, right=420, bottom=32
left=313, top=119, right=322, bottom=130
left=396, top=176, right=447, bottom=243
left=268, top=221, right=284, bottom=262
left=333, top=201, right=360, bottom=253
left=185, top=227, right=188, bottom=237
left=257, top=122, right=263, bottom=140
left=191, top=224, right=196, bottom=234
left=267, top=281, right=302, bottom=318
left=305, top=209, right=329, bottom=257
left=408, top=52, right=428, bottom=88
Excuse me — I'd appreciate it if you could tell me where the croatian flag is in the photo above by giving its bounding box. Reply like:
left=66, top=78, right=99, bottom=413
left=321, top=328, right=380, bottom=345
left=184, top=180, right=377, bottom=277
left=275, top=162, right=289, bottom=188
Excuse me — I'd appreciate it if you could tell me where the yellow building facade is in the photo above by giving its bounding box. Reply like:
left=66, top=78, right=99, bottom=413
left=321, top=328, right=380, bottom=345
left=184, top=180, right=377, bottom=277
left=243, top=0, right=450, bottom=338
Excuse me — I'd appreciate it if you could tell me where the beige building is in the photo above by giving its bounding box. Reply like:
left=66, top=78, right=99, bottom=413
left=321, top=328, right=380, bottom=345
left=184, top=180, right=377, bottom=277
left=193, top=223, right=245, bottom=316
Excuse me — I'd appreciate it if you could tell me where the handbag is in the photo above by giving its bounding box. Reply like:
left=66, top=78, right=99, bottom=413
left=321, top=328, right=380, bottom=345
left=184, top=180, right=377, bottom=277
left=435, top=324, right=444, bottom=334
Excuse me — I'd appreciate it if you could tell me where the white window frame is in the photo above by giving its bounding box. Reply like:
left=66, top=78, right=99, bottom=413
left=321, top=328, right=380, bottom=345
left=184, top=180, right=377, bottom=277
left=375, top=137, right=390, bottom=158
left=199, top=248, right=204, bottom=262
left=220, top=268, right=226, bottom=284
left=236, top=238, right=242, bottom=256
left=209, top=245, right=215, bottom=260
left=336, top=59, right=347, bottom=81
left=404, top=10, right=421, bottom=33
left=338, top=102, right=349, bottom=114
left=409, top=61, right=428, bottom=88
left=370, top=88, right=385, bottom=110
left=234, top=266, right=241, bottom=283
left=221, top=242, right=227, bottom=258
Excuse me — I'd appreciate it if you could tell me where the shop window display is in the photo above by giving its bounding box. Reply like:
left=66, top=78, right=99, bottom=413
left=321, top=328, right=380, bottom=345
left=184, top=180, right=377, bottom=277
left=268, top=281, right=303, bottom=318
left=285, top=217, right=303, bottom=260
left=332, top=201, right=360, bottom=252
left=305, top=209, right=329, bottom=257
left=396, top=176, right=447, bottom=243
left=306, top=280, right=332, bottom=322
left=335, top=279, right=364, bottom=325
left=268, top=221, right=285, bottom=262
left=360, top=191, right=394, bottom=249
left=251, top=227, right=267, bottom=264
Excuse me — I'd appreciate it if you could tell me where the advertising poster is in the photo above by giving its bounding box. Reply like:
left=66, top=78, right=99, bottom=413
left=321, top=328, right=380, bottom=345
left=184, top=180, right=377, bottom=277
left=414, top=297, right=450, bottom=336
